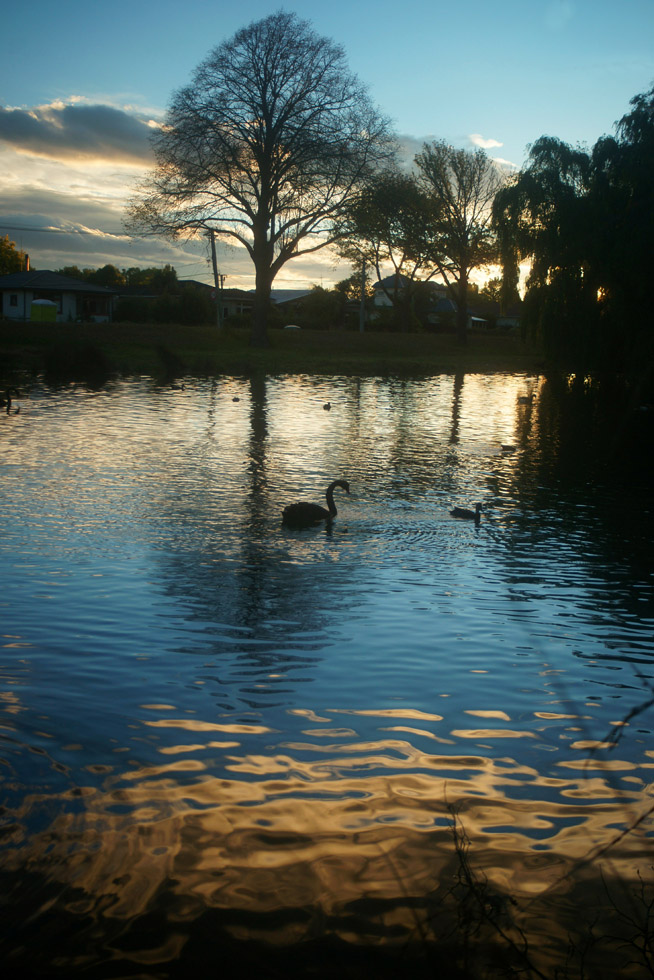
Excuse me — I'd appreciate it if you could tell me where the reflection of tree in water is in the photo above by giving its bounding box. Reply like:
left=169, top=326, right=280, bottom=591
left=338, top=375, right=471, bottom=502
left=151, top=376, right=361, bottom=713
left=448, top=372, right=464, bottom=446
left=487, top=377, right=654, bottom=571
left=244, top=374, right=269, bottom=532
left=482, top=377, right=654, bottom=787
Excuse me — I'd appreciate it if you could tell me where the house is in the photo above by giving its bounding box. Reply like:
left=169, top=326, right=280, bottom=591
left=428, top=296, right=458, bottom=326
left=220, top=287, right=256, bottom=320
left=180, top=281, right=257, bottom=322
left=371, top=275, right=455, bottom=328
left=0, top=270, right=116, bottom=323
left=372, top=273, right=447, bottom=306
left=372, top=275, right=449, bottom=309
left=429, top=299, right=493, bottom=330
left=269, top=289, right=312, bottom=319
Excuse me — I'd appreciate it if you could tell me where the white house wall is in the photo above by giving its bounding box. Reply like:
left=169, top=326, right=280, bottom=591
left=2, top=290, right=29, bottom=319
left=2, top=290, right=81, bottom=321
left=61, top=294, right=76, bottom=321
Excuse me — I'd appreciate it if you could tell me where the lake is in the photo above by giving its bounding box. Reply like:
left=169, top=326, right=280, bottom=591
left=1, top=372, right=653, bottom=978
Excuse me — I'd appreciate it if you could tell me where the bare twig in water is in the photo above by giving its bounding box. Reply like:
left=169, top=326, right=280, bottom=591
left=447, top=803, right=549, bottom=980
left=601, top=866, right=654, bottom=978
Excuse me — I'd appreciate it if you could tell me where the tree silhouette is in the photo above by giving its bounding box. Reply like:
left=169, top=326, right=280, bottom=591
left=127, top=12, right=393, bottom=347
left=494, top=85, right=654, bottom=380
left=336, top=170, right=440, bottom=331
left=416, top=141, right=505, bottom=345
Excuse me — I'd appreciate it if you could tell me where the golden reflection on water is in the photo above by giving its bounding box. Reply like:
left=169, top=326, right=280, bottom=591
left=2, top=374, right=653, bottom=975
left=5, top=719, right=652, bottom=921
left=2, top=695, right=653, bottom=975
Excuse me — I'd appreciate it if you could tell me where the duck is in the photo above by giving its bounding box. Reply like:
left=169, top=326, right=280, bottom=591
left=323, top=402, right=331, bottom=411
left=282, top=479, right=350, bottom=527
left=450, top=502, right=482, bottom=523
left=518, top=394, right=534, bottom=404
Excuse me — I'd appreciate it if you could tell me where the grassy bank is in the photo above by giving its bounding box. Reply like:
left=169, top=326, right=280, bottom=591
left=0, top=320, right=543, bottom=382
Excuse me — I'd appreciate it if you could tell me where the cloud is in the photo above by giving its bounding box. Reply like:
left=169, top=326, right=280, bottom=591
left=398, top=133, right=512, bottom=166
left=0, top=101, right=156, bottom=164
left=491, top=156, right=519, bottom=172
left=469, top=134, right=504, bottom=149
left=1, top=181, right=125, bottom=233
left=0, top=100, right=372, bottom=287
left=0, top=174, right=212, bottom=277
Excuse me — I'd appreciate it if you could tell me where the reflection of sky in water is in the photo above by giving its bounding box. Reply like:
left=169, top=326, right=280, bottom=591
left=0, top=374, right=652, bottom=973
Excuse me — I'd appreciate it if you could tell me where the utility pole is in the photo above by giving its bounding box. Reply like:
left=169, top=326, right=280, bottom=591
left=218, top=273, right=226, bottom=323
left=209, top=229, right=223, bottom=330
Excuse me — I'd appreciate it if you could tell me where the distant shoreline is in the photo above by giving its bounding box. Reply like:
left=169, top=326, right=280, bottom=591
left=0, top=321, right=543, bottom=382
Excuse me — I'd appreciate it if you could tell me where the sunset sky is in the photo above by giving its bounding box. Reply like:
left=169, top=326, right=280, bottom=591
left=1, top=0, right=652, bottom=290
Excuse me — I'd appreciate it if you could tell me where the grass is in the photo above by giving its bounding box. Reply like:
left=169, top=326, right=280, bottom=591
left=0, top=319, right=543, bottom=381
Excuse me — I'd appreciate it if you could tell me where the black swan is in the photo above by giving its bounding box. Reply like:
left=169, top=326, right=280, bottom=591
left=450, top=502, right=482, bottom=522
left=282, top=479, right=350, bottom=527
left=323, top=402, right=331, bottom=411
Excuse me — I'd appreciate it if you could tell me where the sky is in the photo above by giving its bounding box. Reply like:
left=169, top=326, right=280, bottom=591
left=1, top=0, right=653, bottom=291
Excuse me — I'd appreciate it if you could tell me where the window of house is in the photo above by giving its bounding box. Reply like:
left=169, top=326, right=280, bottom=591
left=9, top=294, right=18, bottom=307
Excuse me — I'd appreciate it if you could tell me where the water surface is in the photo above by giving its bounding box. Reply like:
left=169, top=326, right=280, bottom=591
left=1, top=373, right=653, bottom=977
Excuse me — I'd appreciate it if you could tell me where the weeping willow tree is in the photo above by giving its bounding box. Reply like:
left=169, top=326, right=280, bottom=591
left=589, top=87, right=654, bottom=379
left=493, top=137, right=596, bottom=367
left=493, top=85, right=654, bottom=379
left=126, top=12, right=394, bottom=346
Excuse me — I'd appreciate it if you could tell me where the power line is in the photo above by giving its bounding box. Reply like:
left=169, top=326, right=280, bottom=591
left=1, top=223, right=125, bottom=236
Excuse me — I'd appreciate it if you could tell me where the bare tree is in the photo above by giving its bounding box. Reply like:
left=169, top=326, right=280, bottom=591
left=416, top=141, right=505, bottom=344
left=126, top=11, right=394, bottom=346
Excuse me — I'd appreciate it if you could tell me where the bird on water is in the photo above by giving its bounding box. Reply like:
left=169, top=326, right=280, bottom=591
left=282, top=479, right=350, bottom=527
left=450, top=502, right=482, bottom=522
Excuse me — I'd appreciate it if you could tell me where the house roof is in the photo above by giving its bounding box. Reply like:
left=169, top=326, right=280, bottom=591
left=221, top=288, right=255, bottom=300
left=433, top=297, right=457, bottom=313
left=179, top=279, right=213, bottom=291
left=270, top=289, right=312, bottom=304
left=0, top=270, right=116, bottom=294
left=373, top=274, right=411, bottom=290
left=373, top=276, right=448, bottom=293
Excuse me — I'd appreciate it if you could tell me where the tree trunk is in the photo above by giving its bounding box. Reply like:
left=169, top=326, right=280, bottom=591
left=456, top=274, right=468, bottom=347
left=250, top=243, right=273, bottom=348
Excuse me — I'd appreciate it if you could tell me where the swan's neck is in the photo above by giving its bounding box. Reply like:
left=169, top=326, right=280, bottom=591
left=325, top=487, right=337, bottom=516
